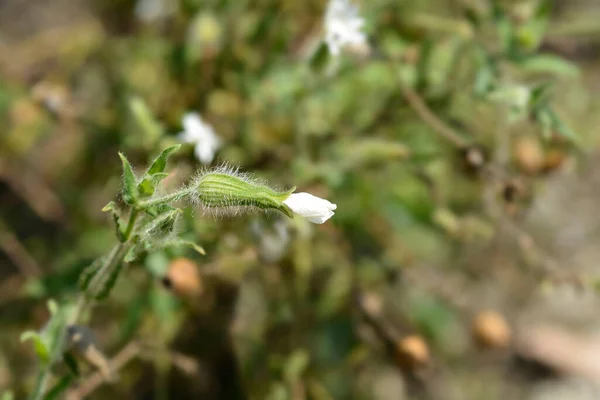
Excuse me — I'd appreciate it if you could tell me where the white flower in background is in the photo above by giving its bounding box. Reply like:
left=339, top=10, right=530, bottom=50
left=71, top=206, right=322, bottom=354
left=177, top=112, right=222, bottom=165
left=283, top=192, right=337, bottom=224
left=135, top=0, right=177, bottom=22
left=324, top=0, right=367, bottom=56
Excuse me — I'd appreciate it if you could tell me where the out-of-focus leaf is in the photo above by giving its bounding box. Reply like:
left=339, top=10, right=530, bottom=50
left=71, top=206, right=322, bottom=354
left=44, top=374, right=74, bottom=400
left=20, top=331, right=50, bottom=363
left=119, top=153, right=138, bottom=205
left=309, top=42, right=330, bottom=73
left=128, top=97, right=163, bottom=148
left=518, top=54, right=579, bottom=77
left=1, top=391, right=14, bottom=400
left=103, top=201, right=126, bottom=242
left=154, top=238, right=205, bottom=255
left=283, top=349, right=310, bottom=383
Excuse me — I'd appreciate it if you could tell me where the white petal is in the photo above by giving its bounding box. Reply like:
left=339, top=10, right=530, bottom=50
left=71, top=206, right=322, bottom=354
left=194, top=142, right=216, bottom=165
left=283, top=192, right=337, bottom=224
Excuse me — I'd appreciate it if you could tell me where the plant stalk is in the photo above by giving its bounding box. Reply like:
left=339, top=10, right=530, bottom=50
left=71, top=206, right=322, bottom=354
left=29, top=209, right=140, bottom=400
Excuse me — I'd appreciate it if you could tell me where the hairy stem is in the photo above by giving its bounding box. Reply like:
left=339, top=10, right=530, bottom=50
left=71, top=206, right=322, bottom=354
left=29, top=209, right=140, bottom=400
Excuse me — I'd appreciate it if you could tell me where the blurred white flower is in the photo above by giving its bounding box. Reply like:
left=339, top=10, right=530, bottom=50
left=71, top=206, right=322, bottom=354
left=251, top=219, right=290, bottom=263
left=324, top=0, right=367, bottom=56
left=135, top=0, right=177, bottom=22
left=283, top=192, right=337, bottom=224
left=177, top=112, right=222, bottom=165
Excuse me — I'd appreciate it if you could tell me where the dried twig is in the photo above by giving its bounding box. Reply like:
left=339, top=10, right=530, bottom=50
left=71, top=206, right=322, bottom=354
left=65, top=341, right=140, bottom=400
left=398, top=83, right=468, bottom=148
left=0, top=159, right=65, bottom=222
left=65, top=341, right=201, bottom=400
left=0, top=219, right=42, bottom=277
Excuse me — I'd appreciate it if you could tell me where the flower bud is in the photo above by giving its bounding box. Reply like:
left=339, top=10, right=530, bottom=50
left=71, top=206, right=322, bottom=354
left=282, top=192, right=337, bottom=224
left=194, top=167, right=294, bottom=217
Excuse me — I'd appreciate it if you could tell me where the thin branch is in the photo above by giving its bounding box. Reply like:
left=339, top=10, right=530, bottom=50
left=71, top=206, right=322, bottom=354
left=0, top=159, right=65, bottom=222
left=0, top=219, right=42, bottom=277
left=398, top=83, right=468, bottom=148
left=65, top=341, right=141, bottom=400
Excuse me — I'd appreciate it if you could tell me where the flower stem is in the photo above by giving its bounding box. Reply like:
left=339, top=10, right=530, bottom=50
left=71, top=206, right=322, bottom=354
left=29, top=208, right=141, bottom=400
left=138, top=187, right=193, bottom=209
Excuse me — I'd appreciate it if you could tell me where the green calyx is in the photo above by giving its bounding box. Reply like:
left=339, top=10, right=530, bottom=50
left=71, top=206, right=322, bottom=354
left=196, top=172, right=295, bottom=217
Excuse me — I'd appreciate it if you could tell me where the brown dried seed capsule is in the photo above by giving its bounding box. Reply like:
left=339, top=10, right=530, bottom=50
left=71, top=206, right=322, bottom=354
left=501, top=179, right=526, bottom=204
left=396, top=335, right=430, bottom=368
left=162, top=257, right=203, bottom=298
left=513, top=136, right=544, bottom=175
left=471, top=310, right=512, bottom=349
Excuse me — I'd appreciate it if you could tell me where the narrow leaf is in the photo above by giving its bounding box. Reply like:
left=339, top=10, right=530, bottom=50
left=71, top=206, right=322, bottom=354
left=119, top=153, right=138, bottom=205
left=20, top=331, right=50, bottom=363
left=44, top=374, right=74, bottom=400
left=147, top=145, right=181, bottom=175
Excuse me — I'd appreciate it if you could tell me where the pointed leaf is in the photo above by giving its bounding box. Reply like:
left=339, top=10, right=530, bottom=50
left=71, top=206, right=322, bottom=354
left=21, top=331, right=50, bottom=363
left=123, top=244, right=141, bottom=263
left=137, top=178, right=156, bottom=198
left=119, top=153, right=138, bottom=205
left=78, top=257, right=104, bottom=292
left=158, top=238, right=205, bottom=255
left=44, top=374, right=75, bottom=400
left=148, top=145, right=181, bottom=175
left=102, top=201, right=116, bottom=212
left=519, top=54, right=579, bottom=77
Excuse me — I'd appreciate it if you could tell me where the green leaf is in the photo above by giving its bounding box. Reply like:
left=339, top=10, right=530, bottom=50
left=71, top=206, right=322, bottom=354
left=137, top=177, right=156, bottom=198
left=156, top=238, right=206, bottom=255
left=1, top=391, right=14, bottom=400
left=44, top=374, right=75, bottom=400
left=534, top=106, right=580, bottom=146
left=93, top=260, right=126, bottom=300
left=20, top=331, right=50, bottom=363
left=123, top=243, right=142, bottom=263
left=63, top=352, right=80, bottom=377
left=309, top=42, right=330, bottom=73
left=103, top=201, right=126, bottom=242
left=78, top=257, right=104, bottom=292
left=529, top=82, right=554, bottom=111
left=119, top=153, right=138, bottom=205
left=47, top=299, right=59, bottom=316
left=147, top=145, right=181, bottom=175
left=518, top=54, right=579, bottom=77
left=101, top=201, right=116, bottom=212
left=547, top=108, right=579, bottom=144
left=283, top=349, right=310, bottom=383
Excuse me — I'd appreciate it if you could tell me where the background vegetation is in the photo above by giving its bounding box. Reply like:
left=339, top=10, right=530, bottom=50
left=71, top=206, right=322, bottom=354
left=2, top=0, right=600, bottom=398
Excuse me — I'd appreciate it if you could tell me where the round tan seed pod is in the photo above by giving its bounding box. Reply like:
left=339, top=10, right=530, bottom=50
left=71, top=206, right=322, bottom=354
left=471, top=310, right=512, bottom=349
left=396, top=335, right=430, bottom=368
left=542, top=149, right=567, bottom=174
left=514, top=136, right=544, bottom=175
left=162, top=257, right=203, bottom=298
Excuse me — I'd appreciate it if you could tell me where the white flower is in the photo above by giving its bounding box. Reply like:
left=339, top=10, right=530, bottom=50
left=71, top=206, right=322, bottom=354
left=324, top=0, right=367, bottom=56
left=177, top=112, right=222, bottom=165
left=135, top=0, right=177, bottom=22
left=283, top=192, right=337, bottom=224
